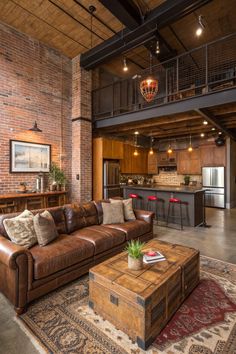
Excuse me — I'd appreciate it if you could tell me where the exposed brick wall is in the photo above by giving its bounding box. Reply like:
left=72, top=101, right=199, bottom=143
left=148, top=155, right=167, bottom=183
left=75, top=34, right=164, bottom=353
left=71, top=55, right=92, bottom=203
left=0, top=22, right=72, bottom=194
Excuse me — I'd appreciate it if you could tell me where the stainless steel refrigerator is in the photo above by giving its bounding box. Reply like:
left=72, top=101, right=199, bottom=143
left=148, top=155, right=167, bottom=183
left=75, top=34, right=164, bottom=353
left=103, top=160, right=121, bottom=199
left=202, top=167, right=225, bottom=208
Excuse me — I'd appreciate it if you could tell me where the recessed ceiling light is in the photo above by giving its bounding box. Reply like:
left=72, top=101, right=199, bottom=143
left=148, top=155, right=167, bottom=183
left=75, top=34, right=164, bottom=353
left=200, top=133, right=205, bottom=137
left=219, top=131, right=222, bottom=135
left=203, top=120, right=208, bottom=125
left=134, top=131, right=139, bottom=135
left=211, top=127, right=216, bottom=131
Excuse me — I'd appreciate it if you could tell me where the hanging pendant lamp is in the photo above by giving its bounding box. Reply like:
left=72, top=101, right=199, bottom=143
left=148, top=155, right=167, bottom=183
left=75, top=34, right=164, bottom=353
left=140, top=53, right=158, bottom=102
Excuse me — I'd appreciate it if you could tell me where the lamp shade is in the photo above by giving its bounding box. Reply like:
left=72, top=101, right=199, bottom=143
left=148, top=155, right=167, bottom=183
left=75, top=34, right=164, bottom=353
left=29, top=121, right=42, bottom=132
left=140, top=76, right=158, bottom=102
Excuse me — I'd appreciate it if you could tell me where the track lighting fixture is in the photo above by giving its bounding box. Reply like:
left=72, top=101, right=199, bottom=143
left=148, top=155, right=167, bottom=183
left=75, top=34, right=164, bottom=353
left=123, top=57, right=128, bottom=72
left=155, top=40, right=160, bottom=54
left=203, top=120, right=208, bottom=125
left=196, top=15, right=205, bottom=37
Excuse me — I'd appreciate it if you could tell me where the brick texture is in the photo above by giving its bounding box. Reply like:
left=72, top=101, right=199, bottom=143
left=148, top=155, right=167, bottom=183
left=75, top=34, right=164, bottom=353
left=0, top=22, right=72, bottom=194
left=71, top=55, right=92, bottom=203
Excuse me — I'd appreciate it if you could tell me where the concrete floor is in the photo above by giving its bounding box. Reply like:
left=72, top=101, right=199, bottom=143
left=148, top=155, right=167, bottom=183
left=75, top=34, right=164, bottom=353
left=0, top=207, right=236, bottom=354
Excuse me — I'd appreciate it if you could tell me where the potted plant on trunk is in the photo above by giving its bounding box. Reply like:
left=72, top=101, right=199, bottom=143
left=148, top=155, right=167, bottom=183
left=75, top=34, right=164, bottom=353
left=125, top=240, right=145, bottom=270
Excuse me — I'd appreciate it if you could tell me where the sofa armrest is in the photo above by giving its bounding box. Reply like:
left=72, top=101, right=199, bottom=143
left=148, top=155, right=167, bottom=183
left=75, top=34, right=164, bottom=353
left=134, top=210, right=155, bottom=224
left=0, top=235, right=30, bottom=269
left=0, top=235, right=32, bottom=313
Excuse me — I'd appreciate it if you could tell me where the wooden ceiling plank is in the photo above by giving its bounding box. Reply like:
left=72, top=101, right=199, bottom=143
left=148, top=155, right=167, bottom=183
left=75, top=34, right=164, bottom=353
left=196, top=108, right=236, bottom=140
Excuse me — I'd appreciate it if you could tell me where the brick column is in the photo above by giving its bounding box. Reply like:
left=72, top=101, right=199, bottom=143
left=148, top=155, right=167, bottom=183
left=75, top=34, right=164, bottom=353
left=71, top=55, right=92, bottom=203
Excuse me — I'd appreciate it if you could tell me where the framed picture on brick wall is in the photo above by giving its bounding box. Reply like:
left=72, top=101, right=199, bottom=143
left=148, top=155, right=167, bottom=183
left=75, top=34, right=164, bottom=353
left=10, top=140, right=51, bottom=173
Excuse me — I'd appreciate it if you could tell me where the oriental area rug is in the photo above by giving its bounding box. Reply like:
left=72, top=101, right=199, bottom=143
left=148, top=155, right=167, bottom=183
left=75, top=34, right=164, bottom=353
left=17, top=256, right=236, bottom=354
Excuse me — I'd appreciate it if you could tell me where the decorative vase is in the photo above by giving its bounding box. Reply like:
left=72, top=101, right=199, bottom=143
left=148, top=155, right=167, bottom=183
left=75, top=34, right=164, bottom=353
left=128, top=255, right=143, bottom=270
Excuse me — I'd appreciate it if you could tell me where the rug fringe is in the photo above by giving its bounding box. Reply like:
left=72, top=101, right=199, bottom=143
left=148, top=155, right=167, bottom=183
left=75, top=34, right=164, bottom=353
left=14, top=316, right=48, bottom=354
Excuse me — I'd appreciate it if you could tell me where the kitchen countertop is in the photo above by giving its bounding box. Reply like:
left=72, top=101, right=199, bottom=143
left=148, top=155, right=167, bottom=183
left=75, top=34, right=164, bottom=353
left=122, top=184, right=206, bottom=194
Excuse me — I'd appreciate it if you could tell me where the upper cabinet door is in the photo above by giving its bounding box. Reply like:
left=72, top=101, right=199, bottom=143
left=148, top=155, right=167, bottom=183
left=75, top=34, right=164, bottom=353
left=200, top=145, right=226, bottom=167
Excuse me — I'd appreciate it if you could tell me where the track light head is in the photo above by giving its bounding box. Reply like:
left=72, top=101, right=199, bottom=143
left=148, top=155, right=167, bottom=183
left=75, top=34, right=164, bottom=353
left=196, top=15, right=205, bottom=37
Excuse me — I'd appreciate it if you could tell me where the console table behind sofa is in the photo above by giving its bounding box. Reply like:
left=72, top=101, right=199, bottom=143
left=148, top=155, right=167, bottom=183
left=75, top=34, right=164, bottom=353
left=0, top=191, right=67, bottom=213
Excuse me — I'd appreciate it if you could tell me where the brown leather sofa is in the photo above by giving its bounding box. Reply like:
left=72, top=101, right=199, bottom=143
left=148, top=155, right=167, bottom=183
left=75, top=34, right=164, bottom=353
left=0, top=201, right=154, bottom=314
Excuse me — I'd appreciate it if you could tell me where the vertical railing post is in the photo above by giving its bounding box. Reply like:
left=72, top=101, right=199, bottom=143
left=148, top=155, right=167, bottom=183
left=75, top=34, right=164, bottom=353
left=112, top=83, right=114, bottom=116
left=176, top=57, right=179, bottom=93
left=205, top=44, right=208, bottom=93
left=165, top=68, right=168, bottom=103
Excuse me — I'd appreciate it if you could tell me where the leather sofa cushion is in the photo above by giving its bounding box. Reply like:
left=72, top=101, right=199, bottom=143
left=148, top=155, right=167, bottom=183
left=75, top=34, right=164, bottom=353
left=64, top=204, right=86, bottom=233
left=30, top=234, right=94, bottom=280
left=82, top=202, right=99, bottom=227
left=72, top=225, right=126, bottom=255
left=105, top=220, right=152, bottom=240
left=64, top=202, right=99, bottom=233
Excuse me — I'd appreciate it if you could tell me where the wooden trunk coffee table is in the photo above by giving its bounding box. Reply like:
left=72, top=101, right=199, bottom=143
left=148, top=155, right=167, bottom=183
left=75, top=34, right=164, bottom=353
left=89, top=239, right=200, bottom=350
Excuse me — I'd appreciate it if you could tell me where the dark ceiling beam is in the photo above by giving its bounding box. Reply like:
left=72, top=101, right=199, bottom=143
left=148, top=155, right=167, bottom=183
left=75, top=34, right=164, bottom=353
left=99, top=0, right=174, bottom=61
left=99, top=0, right=142, bottom=30
left=81, top=0, right=213, bottom=69
left=196, top=108, right=236, bottom=140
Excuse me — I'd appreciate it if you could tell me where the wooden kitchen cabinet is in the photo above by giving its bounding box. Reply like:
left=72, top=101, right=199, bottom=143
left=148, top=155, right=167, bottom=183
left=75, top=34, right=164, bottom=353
left=200, top=145, right=226, bottom=167
left=120, top=144, right=133, bottom=173
left=120, top=144, right=148, bottom=174
left=177, top=149, right=201, bottom=175
left=102, top=138, right=124, bottom=159
left=148, top=151, right=158, bottom=174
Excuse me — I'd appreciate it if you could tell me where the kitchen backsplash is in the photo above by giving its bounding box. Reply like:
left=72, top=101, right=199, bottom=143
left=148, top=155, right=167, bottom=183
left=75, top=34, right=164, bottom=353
left=153, top=171, right=202, bottom=186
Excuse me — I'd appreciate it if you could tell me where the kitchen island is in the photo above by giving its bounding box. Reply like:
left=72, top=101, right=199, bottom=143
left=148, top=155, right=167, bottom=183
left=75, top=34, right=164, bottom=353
left=123, top=185, right=205, bottom=227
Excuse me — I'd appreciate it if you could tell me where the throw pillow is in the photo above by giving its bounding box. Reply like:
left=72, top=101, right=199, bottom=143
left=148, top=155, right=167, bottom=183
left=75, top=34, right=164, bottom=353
left=34, top=210, right=59, bottom=247
left=110, top=198, right=136, bottom=221
left=102, top=201, right=124, bottom=224
left=3, top=210, right=37, bottom=248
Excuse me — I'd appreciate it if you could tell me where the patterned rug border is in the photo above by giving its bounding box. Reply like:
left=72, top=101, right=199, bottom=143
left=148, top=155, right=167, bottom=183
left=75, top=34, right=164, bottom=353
left=16, top=255, right=236, bottom=354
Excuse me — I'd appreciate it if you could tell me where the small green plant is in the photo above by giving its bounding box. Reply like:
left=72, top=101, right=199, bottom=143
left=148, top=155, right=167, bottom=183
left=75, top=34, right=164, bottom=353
left=49, top=163, right=67, bottom=186
left=125, top=240, right=145, bottom=259
left=184, top=175, right=190, bottom=185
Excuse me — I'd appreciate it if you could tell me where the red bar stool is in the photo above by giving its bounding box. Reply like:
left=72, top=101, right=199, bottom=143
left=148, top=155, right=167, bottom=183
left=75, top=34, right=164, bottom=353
left=147, top=195, right=158, bottom=220
left=166, top=197, right=184, bottom=230
left=129, top=193, right=142, bottom=209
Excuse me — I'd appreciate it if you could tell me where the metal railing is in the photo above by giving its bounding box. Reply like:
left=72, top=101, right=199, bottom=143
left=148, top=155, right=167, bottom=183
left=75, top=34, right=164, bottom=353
left=92, top=32, right=236, bottom=121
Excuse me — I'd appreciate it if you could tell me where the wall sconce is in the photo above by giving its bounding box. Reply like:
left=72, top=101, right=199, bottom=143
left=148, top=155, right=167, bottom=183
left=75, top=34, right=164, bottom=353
left=29, top=121, right=42, bottom=132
